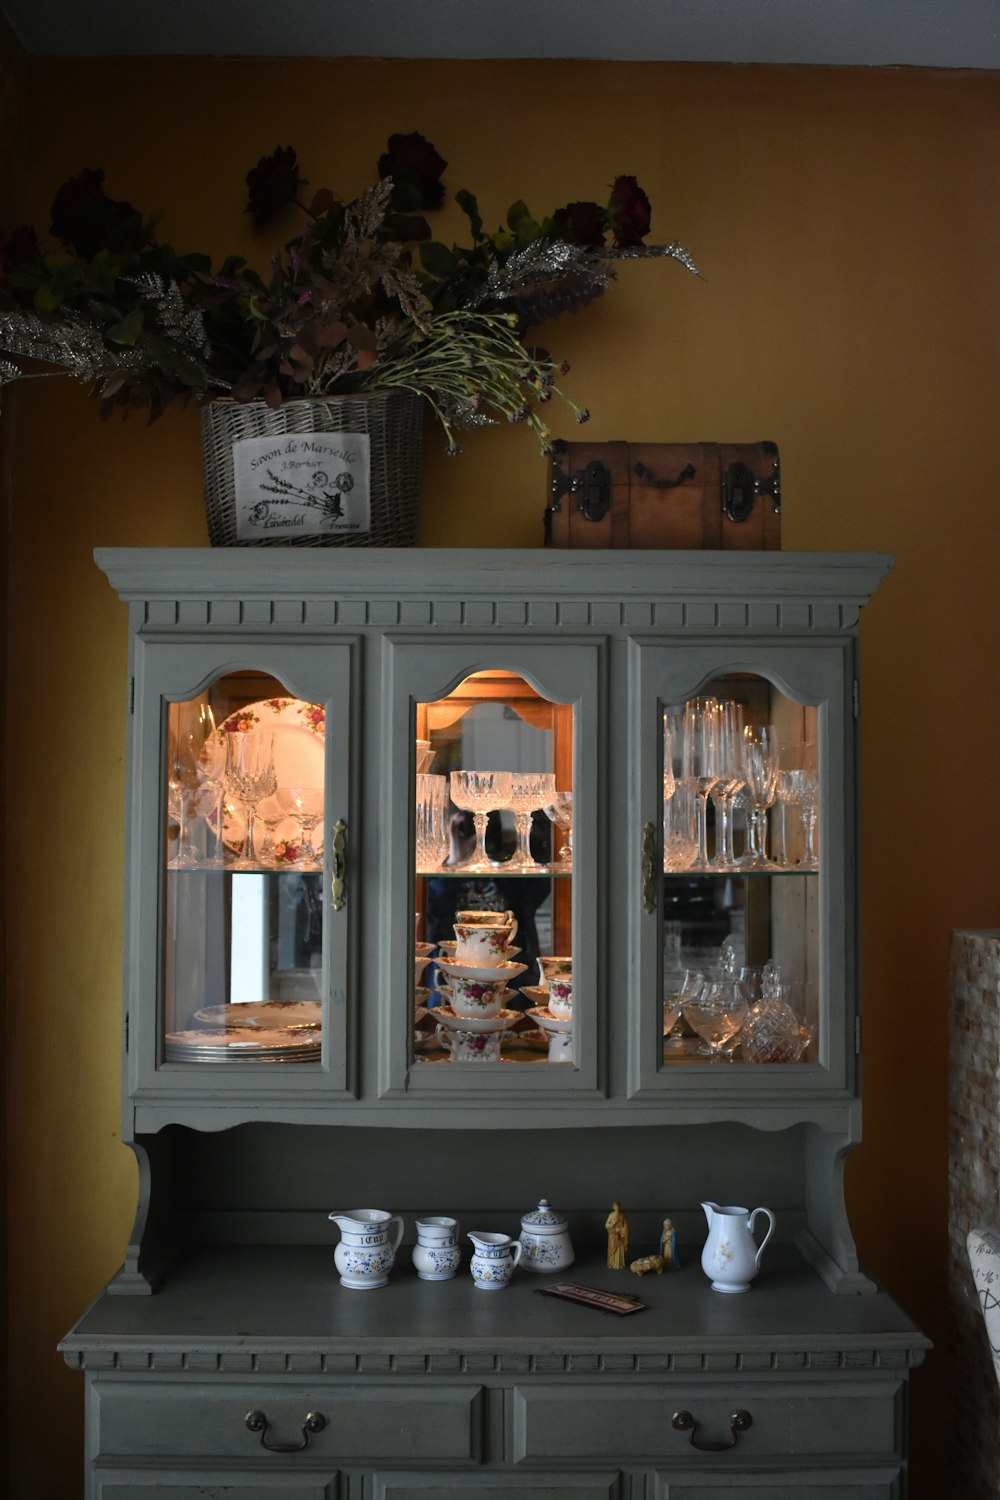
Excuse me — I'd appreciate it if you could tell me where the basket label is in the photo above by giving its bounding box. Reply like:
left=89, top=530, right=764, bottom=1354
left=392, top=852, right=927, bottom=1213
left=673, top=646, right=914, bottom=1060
left=232, top=431, right=371, bottom=541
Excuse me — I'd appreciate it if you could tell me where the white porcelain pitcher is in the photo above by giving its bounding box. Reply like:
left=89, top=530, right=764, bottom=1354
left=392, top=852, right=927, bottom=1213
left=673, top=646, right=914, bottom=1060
left=329, top=1208, right=404, bottom=1290
left=700, top=1201, right=775, bottom=1293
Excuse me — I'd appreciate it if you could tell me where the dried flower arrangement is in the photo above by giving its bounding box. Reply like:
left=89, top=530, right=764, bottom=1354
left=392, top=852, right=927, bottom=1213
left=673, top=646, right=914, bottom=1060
left=0, top=133, right=697, bottom=453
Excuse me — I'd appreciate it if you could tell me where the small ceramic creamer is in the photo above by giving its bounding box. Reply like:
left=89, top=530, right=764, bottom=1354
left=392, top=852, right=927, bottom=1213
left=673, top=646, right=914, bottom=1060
left=329, top=1208, right=404, bottom=1290
left=468, top=1231, right=522, bottom=1290
left=700, top=1201, right=775, bottom=1293
left=519, top=1198, right=575, bottom=1273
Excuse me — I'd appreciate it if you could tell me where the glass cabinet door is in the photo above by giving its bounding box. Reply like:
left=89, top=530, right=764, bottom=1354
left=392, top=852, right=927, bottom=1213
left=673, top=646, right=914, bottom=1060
left=130, top=643, right=356, bottom=1098
left=379, top=638, right=603, bottom=1098
left=628, top=642, right=853, bottom=1099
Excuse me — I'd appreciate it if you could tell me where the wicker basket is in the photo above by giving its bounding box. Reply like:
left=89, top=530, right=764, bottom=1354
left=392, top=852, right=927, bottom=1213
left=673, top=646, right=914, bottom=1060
left=201, top=391, right=424, bottom=547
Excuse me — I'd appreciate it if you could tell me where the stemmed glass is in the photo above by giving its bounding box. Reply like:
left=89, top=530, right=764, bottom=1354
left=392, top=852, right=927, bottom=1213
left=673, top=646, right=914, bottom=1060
left=788, top=768, right=820, bottom=868
left=449, top=770, right=512, bottom=872
left=740, top=723, right=780, bottom=869
left=278, top=786, right=324, bottom=869
left=255, top=794, right=288, bottom=865
left=682, top=946, right=749, bottom=1059
left=166, top=698, right=220, bottom=868
left=224, top=731, right=277, bottom=868
left=507, top=771, right=556, bottom=870
left=708, top=700, right=745, bottom=868
left=663, top=968, right=706, bottom=1052
left=544, top=790, right=573, bottom=866
left=682, top=697, right=722, bottom=869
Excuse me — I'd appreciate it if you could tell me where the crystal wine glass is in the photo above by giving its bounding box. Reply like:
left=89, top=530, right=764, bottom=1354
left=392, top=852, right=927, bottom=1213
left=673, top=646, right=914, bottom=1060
left=277, top=786, right=324, bottom=869
left=740, top=723, right=780, bottom=869
left=449, top=770, right=512, bottom=872
left=506, top=770, right=556, bottom=870
left=544, top=790, right=573, bottom=867
left=787, top=768, right=820, bottom=868
left=682, top=697, right=723, bottom=869
left=224, top=730, right=277, bottom=868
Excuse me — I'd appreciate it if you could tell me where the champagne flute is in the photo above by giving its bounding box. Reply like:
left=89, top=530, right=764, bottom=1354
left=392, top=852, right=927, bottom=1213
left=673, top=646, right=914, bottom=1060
left=740, top=723, right=780, bottom=870
left=709, top=700, right=745, bottom=869
left=224, top=731, right=277, bottom=868
left=682, top=697, right=722, bottom=869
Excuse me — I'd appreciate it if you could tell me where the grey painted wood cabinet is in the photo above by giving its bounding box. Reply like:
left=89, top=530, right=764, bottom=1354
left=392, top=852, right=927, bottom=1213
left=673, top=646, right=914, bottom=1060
left=62, top=548, right=928, bottom=1495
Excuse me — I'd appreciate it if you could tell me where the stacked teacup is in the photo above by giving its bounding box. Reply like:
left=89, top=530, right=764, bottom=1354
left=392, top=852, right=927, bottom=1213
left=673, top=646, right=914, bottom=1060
left=524, top=953, right=575, bottom=1062
left=433, top=911, right=528, bottom=1061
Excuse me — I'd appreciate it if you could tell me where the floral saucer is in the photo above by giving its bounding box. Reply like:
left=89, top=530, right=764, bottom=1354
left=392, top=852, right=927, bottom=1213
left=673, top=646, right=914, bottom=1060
left=432, top=1005, right=522, bottom=1035
left=436, top=957, right=528, bottom=984
left=526, top=1005, right=574, bottom=1033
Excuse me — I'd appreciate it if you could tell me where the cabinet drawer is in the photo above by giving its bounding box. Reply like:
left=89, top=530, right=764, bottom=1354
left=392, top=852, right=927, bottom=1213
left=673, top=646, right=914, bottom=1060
left=652, top=1471, right=902, bottom=1499
left=511, top=1380, right=903, bottom=1464
left=373, top=1474, right=622, bottom=1500
left=94, top=1381, right=482, bottom=1463
left=96, top=1477, right=338, bottom=1499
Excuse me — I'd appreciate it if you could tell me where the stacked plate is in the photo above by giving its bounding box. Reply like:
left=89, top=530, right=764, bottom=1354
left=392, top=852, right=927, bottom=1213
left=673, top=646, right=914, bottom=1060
left=164, top=1027, right=322, bottom=1063
left=192, top=1000, right=321, bottom=1030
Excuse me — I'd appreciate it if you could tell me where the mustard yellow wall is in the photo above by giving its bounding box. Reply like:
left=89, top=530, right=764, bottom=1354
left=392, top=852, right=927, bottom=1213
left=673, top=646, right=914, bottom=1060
left=7, top=56, right=1000, bottom=1496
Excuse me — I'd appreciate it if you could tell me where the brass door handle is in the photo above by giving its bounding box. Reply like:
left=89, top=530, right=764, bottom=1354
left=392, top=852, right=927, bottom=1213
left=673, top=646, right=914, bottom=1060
left=641, top=822, right=657, bottom=913
left=331, top=819, right=347, bottom=909
left=245, top=1409, right=326, bottom=1452
left=672, top=1408, right=753, bottom=1451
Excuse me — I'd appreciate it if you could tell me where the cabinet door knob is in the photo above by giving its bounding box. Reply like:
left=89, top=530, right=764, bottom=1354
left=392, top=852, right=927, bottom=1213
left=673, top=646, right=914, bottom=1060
left=672, top=1408, right=753, bottom=1451
left=245, top=1409, right=326, bottom=1452
left=331, top=819, right=347, bottom=909
left=641, top=822, right=657, bottom=913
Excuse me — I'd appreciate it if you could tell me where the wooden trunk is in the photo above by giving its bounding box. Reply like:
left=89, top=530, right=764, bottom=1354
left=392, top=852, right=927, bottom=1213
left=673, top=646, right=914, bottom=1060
left=545, top=439, right=782, bottom=550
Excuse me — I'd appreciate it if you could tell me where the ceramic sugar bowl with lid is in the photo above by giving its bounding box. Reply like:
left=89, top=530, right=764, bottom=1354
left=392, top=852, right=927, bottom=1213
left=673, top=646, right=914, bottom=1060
left=518, top=1197, right=575, bottom=1272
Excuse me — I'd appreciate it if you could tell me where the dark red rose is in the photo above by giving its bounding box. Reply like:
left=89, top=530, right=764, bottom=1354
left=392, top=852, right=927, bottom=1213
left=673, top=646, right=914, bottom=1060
left=550, top=199, right=607, bottom=248
left=608, top=175, right=651, bottom=247
left=49, top=168, right=143, bottom=257
left=377, top=132, right=446, bottom=212
left=245, top=146, right=302, bottom=225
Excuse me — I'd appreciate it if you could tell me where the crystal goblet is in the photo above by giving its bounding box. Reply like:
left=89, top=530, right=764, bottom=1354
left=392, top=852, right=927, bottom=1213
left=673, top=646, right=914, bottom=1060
left=449, top=770, right=512, bottom=872
left=224, top=730, right=277, bottom=868
left=506, top=771, right=556, bottom=870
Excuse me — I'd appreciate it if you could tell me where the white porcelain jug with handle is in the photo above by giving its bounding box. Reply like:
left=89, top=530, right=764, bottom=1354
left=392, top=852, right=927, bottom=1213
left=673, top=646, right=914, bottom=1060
left=329, top=1208, right=404, bottom=1290
left=700, top=1201, right=775, bottom=1293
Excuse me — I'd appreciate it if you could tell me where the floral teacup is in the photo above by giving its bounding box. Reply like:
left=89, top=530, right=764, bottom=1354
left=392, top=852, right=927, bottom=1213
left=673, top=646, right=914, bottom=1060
left=436, top=972, right=508, bottom=1018
left=454, top=922, right=514, bottom=967
left=538, top=954, right=573, bottom=985
left=546, top=976, right=574, bottom=1018
left=456, top=909, right=518, bottom=939
left=435, top=1025, right=504, bottom=1062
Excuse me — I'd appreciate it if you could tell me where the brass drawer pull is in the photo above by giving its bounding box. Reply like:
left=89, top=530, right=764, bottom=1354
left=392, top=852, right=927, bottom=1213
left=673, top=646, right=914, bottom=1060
left=245, top=1408, right=326, bottom=1453
left=672, top=1408, right=753, bottom=1451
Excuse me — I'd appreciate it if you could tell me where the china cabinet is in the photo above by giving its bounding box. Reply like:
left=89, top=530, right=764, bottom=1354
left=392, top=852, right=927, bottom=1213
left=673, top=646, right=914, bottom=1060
left=62, top=547, right=928, bottom=1497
